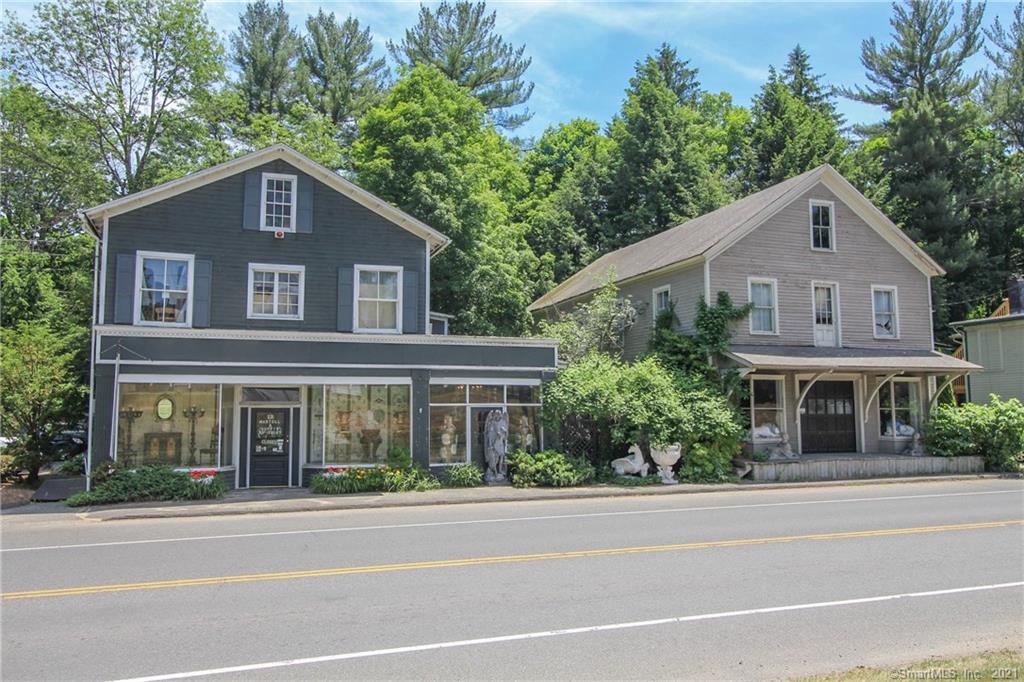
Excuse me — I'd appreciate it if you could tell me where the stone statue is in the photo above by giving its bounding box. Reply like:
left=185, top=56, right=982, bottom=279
left=484, top=410, right=509, bottom=483
left=903, top=431, right=925, bottom=457
left=610, top=444, right=649, bottom=477
left=649, top=443, right=683, bottom=484
left=768, top=432, right=797, bottom=460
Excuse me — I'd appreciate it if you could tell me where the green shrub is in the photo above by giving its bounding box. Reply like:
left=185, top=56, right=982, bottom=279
left=309, top=466, right=440, bottom=495
left=609, top=474, right=662, bottom=486
left=675, top=386, right=744, bottom=483
left=924, top=397, right=1024, bottom=472
left=0, top=454, right=21, bottom=482
left=66, top=466, right=226, bottom=506
left=445, top=463, right=484, bottom=487
left=57, top=454, right=85, bottom=475
left=386, top=447, right=413, bottom=470
left=508, top=450, right=595, bottom=488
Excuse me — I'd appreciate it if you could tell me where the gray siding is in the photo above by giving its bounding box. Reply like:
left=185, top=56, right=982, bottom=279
left=95, top=333, right=557, bottom=370
left=709, top=183, right=933, bottom=350
left=618, top=261, right=705, bottom=360
left=102, top=159, right=428, bottom=334
left=966, top=320, right=1024, bottom=402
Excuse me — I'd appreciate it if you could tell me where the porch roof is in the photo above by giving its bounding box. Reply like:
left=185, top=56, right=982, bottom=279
left=725, top=345, right=982, bottom=373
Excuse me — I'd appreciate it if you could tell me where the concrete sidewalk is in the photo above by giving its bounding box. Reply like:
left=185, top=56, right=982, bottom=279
left=54, top=473, right=1010, bottom=522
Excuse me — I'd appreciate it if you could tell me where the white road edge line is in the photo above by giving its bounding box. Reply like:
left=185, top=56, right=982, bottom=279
left=111, top=581, right=1024, bottom=682
left=4, top=489, right=1021, bottom=553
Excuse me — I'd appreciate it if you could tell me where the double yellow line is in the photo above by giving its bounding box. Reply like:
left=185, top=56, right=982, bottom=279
left=4, top=519, right=1021, bottom=601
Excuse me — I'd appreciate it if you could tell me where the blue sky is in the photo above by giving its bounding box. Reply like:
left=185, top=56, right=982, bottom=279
left=10, top=1, right=1019, bottom=140
left=201, top=1, right=1018, bottom=139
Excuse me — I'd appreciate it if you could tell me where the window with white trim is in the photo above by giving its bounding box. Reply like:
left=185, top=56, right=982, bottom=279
left=878, top=379, right=919, bottom=438
left=136, top=251, right=193, bottom=326
left=355, top=266, right=402, bottom=332
left=810, top=200, right=834, bottom=251
left=248, top=264, right=304, bottom=319
left=741, top=378, right=784, bottom=442
left=872, top=286, right=898, bottom=338
left=260, top=172, right=297, bottom=231
left=748, top=278, right=778, bottom=334
left=652, top=285, right=671, bottom=320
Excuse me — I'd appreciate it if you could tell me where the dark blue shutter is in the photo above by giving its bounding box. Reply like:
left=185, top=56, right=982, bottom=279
left=192, top=259, right=213, bottom=328
left=296, top=175, right=313, bottom=233
left=403, top=270, right=419, bottom=334
left=337, top=267, right=353, bottom=332
left=114, top=254, right=136, bottom=324
left=242, top=170, right=261, bottom=230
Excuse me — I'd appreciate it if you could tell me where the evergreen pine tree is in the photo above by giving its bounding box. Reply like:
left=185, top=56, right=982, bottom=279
left=602, top=62, right=726, bottom=250
left=299, top=11, right=389, bottom=139
left=782, top=44, right=834, bottom=113
left=641, top=43, right=702, bottom=106
left=984, top=1, right=1024, bottom=150
left=744, top=68, right=847, bottom=191
left=230, top=0, right=299, bottom=116
left=840, top=0, right=984, bottom=110
left=388, top=1, right=534, bottom=129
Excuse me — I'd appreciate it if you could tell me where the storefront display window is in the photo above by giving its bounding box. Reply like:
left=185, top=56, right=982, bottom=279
left=117, top=384, right=219, bottom=467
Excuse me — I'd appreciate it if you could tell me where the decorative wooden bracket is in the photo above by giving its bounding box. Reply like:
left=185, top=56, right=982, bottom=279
left=796, top=369, right=834, bottom=416
left=862, top=371, right=904, bottom=425
left=930, top=373, right=966, bottom=409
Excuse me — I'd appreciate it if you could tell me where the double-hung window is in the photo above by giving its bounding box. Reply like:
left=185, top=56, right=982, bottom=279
left=748, top=277, right=778, bottom=335
left=872, top=286, right=899, bottom=339
left=742, top=377, right=784, bottom=442
left=248, top=264, right=304, bottom=319
left=878, top=379, right=919, bottom=438
left=260, top=172, right=297, bottom=232
left=136, top=251, right=193, bottom=326
left=810, top=200, right=835, bottom=251
left=355, top=265, right=402, bottom=333
left=652, top=285, right=671, bottom=320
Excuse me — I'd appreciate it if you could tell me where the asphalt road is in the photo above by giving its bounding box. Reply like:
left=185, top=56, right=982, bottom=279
left=1, top=479, right=1022, bottom=681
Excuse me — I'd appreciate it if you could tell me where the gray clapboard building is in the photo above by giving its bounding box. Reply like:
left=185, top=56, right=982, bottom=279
left=530, top=165, right=980, bottom=459
left=83, top=145, right=556, bottom=487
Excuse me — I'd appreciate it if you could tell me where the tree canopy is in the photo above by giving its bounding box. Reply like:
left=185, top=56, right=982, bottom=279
left=388, top=1, right=534, bottom=129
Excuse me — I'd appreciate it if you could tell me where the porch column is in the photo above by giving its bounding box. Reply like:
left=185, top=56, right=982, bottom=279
left=411, top=370, right=431, bottom=469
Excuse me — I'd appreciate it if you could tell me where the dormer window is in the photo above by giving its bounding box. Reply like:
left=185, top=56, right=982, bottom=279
left=810, top=200, right=835, bottom=251
left=261, top=172, right=297, bottom=232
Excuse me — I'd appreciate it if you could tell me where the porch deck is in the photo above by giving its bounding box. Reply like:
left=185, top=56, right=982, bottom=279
left=741, top=453, right=985, bottom=482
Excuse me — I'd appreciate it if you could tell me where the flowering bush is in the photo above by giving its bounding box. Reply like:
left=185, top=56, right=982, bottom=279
left=183, top=469, right=225, bottom=500
left=309, top=465, right=440, bottom=495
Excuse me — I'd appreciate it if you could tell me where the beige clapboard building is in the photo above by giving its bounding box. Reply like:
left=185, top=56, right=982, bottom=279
left=530, top=165, right=980, bottom=458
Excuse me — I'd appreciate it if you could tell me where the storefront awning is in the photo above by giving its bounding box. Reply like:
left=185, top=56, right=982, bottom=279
left=724, top=345, right=982, bottom=373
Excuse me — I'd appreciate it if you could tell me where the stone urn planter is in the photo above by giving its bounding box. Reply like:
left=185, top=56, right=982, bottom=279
left=649, top=443, right=682, bottom=484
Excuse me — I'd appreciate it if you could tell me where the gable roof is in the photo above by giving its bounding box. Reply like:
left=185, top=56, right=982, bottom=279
left=528, top=164, right=944, bottom=311
left=80, top=144, right=451, bottom=255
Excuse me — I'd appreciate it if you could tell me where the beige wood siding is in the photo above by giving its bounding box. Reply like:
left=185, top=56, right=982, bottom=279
left=618, top=261, right=705, bottom=359
left=966, top=320, right=1024, bottom=401
left=709, top=183, right=933, bottom=350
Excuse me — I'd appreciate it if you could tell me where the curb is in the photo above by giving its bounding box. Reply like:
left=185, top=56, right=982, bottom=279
left=77, top=473, right=1012, bottom=522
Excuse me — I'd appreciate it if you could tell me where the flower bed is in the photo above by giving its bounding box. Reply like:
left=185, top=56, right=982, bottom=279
left=309, top=466, right=440, bottom=494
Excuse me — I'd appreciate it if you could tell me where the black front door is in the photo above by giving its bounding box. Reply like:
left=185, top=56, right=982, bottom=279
left=250, top=408, right=290, bottom=486
left=800, top=381, right=857, bottom=453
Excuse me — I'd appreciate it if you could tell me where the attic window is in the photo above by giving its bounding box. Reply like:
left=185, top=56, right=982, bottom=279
left=261, top=173, right=297, bottom=232
left=810, top=200, right=835, bottom=251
